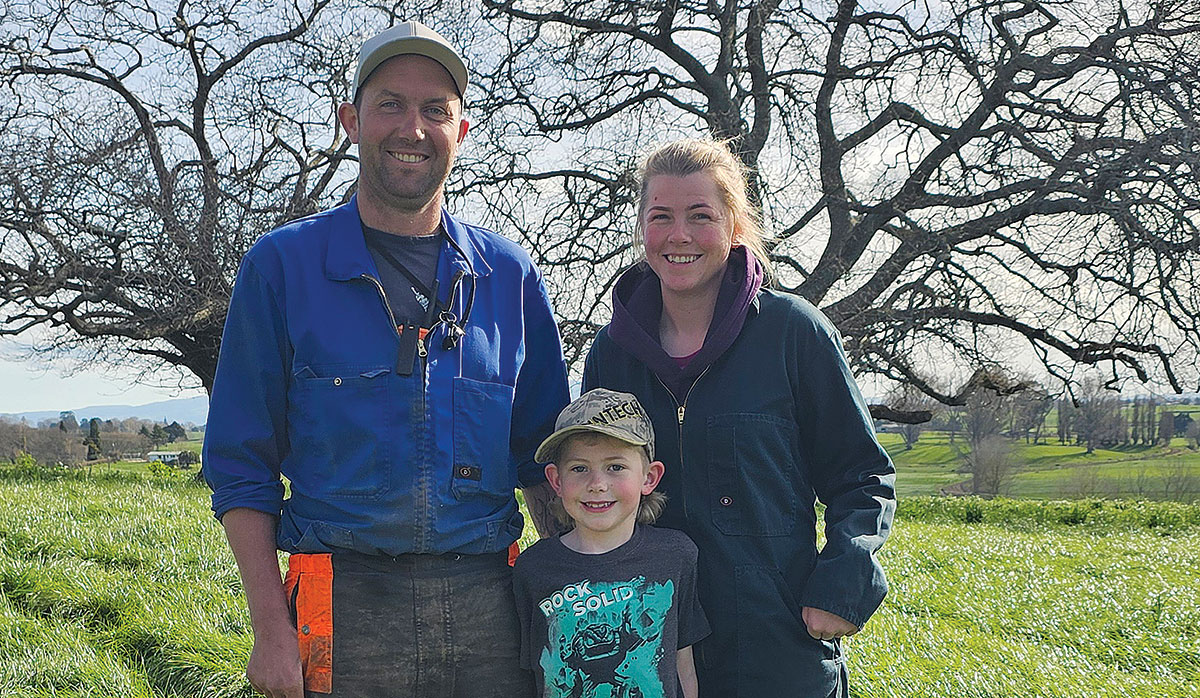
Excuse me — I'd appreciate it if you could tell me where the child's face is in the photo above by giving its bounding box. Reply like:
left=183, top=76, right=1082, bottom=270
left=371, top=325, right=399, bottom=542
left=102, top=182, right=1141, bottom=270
left=546, top=433, right=664, bottom=545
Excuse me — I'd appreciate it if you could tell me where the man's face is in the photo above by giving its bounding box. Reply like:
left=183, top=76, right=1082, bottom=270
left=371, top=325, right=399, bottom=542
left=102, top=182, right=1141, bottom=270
left=339, top=55, right=468, bottom=215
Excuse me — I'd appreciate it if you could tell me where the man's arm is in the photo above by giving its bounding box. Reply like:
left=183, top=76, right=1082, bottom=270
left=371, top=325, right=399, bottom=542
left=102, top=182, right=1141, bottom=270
left=222, top=508, right=304, bottom=698
left=511, top=264, right=570, bottom=535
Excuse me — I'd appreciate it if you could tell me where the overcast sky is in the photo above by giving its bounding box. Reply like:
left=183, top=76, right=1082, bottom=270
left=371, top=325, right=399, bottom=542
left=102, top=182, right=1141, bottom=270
left=0, top=339, right=204, bottom=414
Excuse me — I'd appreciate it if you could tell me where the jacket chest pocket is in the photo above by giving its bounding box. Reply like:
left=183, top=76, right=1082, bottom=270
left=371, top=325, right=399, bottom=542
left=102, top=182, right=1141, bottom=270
left=706, top=413, right=800, bottom=536
left=451, top=377, right=516, bottom=501
left=290, top=365, right=393, bottom=500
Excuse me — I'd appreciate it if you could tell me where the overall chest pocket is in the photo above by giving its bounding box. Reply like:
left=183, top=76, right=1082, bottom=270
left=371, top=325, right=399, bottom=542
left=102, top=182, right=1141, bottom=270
left=451, top=377, right=516, bottom=501
left=290, top=365, right=393, bottom=500
left=706, top=413, right=800, bottom=536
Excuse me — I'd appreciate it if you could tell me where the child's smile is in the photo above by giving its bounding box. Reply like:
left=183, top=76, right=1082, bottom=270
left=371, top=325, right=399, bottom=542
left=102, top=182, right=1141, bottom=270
left=546, top=433, right=663, bottom=554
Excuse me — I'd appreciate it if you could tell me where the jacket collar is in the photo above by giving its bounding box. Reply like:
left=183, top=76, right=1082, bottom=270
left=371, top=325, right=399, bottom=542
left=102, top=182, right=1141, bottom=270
left=439, top=206, right=494, bottom=279
left=324, top=194, right=494, bottom=281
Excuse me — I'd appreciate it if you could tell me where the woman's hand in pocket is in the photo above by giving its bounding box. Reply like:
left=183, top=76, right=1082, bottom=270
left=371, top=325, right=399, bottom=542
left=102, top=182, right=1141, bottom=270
left=802, top=606, right=858, bottom=641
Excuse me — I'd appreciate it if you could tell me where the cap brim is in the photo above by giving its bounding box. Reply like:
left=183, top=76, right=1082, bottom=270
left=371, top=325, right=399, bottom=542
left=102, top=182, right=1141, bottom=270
left=534, top=425, right=652, bottom=464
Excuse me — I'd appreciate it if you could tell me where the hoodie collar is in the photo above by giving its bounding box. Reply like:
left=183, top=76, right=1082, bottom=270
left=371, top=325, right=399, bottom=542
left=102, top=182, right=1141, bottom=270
left=609, top=246, right=764, bottom=400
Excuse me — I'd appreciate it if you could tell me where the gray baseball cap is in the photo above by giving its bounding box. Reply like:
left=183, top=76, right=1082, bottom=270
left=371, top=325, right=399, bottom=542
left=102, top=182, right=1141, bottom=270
left=535, top=389, right=656, bottom=463
left=353, top=21, right=468, bottom=98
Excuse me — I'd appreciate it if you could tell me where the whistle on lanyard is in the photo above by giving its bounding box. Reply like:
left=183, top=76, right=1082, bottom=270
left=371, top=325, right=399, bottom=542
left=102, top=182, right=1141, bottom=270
left=441, top=311, right=466, bottom=350
left=437, top=269, right=474, bottom=351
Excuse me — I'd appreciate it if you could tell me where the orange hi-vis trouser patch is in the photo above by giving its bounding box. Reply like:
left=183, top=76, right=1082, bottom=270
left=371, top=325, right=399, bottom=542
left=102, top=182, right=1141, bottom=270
left=283, top=553, right=333, bottom=694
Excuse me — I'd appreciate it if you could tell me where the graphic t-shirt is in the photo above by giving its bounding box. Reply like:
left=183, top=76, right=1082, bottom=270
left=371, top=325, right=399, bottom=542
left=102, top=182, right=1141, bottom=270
left=513, top=525, right=710, bottom=698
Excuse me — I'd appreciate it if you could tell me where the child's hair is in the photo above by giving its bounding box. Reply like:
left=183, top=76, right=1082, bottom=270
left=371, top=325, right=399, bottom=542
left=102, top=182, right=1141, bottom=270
left=548, top=433, right=667, bottom=530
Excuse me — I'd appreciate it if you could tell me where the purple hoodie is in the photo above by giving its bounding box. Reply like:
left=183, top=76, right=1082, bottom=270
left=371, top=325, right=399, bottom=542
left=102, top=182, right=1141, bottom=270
left=608, top=246, right=765, bottom=401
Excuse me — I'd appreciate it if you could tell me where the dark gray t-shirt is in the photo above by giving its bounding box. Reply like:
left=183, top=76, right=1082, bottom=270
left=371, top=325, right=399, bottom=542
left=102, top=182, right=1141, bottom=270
left=512, top=525, right=710, bottom=698
left=362, top=224, right=441, bottom=326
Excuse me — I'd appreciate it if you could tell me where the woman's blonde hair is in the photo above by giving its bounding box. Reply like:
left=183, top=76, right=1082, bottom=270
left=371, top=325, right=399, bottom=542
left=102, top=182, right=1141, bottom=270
left=636, top=138, right=773, bottom=280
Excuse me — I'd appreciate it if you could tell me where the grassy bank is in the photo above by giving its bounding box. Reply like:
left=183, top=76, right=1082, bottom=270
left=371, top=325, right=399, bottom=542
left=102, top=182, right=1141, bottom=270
left=0, top=467, right=1196, bottom=697
left=855, top=517, right=1199, bottom=697
left=0, top=469, right=252, bottom=697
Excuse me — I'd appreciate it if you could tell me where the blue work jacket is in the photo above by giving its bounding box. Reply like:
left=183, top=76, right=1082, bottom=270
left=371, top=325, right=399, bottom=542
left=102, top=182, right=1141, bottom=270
left=204, top=197, right=570, bottom=556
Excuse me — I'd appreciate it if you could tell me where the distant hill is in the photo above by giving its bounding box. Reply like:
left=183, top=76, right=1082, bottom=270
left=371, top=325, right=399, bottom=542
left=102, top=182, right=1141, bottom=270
left=2, top=396, right=209, bottom=426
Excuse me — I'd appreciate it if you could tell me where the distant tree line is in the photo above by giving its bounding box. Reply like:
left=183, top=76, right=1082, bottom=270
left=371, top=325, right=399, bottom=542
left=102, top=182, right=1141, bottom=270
left=0, top=412, right=199, bottom=467
left=1055, top=394, right=1197, bottom=454
left=890, top=376, right=1200, bottom=499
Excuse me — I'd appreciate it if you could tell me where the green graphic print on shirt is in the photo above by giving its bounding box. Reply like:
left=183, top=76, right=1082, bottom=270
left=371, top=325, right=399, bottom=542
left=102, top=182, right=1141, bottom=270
left=537, top=576, right=675, bottom=698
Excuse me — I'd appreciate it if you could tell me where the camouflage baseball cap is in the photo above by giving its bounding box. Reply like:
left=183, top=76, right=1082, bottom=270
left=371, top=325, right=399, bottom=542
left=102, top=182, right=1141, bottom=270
left=535, top=388, right=655, bottom=463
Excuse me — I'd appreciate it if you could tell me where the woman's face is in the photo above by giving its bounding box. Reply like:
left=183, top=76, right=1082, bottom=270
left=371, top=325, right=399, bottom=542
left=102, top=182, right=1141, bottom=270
left=641, top=172, right=735, bottom=304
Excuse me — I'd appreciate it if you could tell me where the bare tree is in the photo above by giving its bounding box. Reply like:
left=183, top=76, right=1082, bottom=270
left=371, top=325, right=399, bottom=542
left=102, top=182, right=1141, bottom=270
left=1068, top=464, right=1103, bottom=498
left=1142, top=396, right=1160, bottom=444
left=3, top=0, right=1200, bottom=405
left=1133, top=462, right=1155, bottom=498
left=931, top=409, right=964, bottom=445
left=969, top=434, right=1016, bottom=496
left=1075, top=378, right=1123, bottom=452
left=474, top=0, right=1200, bottom=403
left=885, top=383, right=941, bottom=448
left=1009, top=382, right=1052, bottom=443
left=1162, top=459, right=1199, bottom=501
left=0, top=419, right=27, bottom=463
left=0, top=418, right=85, bottom=466
left=1158, top=410, right=1177, bottom=444
left=1056, top=397, right=1074, bottom=444
left=963, top=388, right=1007, bottom=450
left=100, top=432, right=153, bottom=462
left=958, top=386, right=1021, bottom=493
left=0, top=0, right=449, bottom=391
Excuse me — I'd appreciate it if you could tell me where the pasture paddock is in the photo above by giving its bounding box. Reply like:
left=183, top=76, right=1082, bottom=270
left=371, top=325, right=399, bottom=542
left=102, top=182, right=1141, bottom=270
left=883, top=431, right=1200, bottom=501
left=0, top=467, right=1195, bottom=697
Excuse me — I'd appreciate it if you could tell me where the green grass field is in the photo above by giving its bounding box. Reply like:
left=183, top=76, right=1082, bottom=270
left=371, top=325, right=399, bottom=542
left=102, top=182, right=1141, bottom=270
left=1, top=467, right=1197, bottom=697
left=80, top=428, right=1200, bottom=501
left=883, top=431, right=1200, bottom=500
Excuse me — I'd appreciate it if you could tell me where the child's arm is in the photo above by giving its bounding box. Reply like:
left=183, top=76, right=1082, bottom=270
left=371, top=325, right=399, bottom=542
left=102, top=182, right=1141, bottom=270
left=677, top=645, right=699, bottom=698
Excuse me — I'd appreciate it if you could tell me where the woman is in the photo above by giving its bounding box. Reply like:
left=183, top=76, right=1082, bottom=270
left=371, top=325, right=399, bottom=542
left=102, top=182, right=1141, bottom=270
left=583, top=139, right=895, bottom=697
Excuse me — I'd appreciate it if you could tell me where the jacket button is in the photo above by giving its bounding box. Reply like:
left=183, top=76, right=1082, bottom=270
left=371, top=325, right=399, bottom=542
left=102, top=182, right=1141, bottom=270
left=333, top=377, right=342, bottom=386
left=301, top=625, right=310, bottom=635
left=719, top=496, right=733, bottom=506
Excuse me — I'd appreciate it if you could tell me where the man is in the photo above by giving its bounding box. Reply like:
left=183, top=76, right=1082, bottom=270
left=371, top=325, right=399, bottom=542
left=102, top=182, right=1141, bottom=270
left=203, top=22, right=570, bottom=698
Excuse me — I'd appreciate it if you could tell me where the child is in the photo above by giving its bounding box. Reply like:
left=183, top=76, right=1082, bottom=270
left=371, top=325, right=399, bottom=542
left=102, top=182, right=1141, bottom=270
left=513, top=388, right=709, bottom=698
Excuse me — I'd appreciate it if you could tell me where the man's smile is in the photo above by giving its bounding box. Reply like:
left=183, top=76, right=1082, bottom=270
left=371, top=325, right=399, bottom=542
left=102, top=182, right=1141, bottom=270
left=388, top=151, right=427, bottom=163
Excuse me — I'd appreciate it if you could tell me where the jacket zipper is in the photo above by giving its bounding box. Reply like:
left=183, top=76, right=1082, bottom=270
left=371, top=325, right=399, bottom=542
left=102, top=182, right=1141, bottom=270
left=363, top=272, right=431, bottom=550
left=656, top=365, right=711, bottom=529
left=362, top=271, right=428, bottom=372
